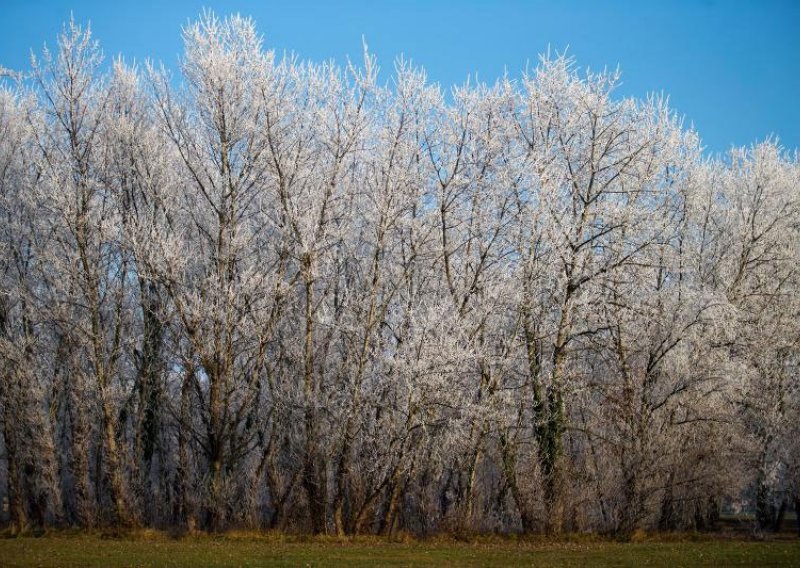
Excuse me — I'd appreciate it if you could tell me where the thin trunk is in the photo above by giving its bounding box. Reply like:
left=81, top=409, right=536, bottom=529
left=3, top=395, right=28, bottom=534
left=69, top=374, right=95, bottom=528
left=500, top=430, right=534, bottom=532
left=178, top=369, right=196, bottom=532
left=301, top=260, right=326, bottom=534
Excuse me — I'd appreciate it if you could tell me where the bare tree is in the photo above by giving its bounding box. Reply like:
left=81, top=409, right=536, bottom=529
left=0, top=13, right=798, bottom=536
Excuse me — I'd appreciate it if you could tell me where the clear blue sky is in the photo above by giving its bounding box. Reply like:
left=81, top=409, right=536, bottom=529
left=1, top=0, right=798, bottom=153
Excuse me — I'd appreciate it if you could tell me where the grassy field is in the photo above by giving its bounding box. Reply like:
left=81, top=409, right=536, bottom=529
left=0, top=533, right=800, bottom=567
left=0, top=532, right=799, bottom=567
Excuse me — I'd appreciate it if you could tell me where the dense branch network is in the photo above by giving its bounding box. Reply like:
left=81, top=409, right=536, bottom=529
left=0, top=14, right=798, bottom=535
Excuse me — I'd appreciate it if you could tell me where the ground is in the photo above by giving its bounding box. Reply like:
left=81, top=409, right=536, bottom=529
left=1, top=532, right=799, bottom=567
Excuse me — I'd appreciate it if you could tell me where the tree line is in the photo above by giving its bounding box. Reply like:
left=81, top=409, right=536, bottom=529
left=1, top=14, right=798, bottom=535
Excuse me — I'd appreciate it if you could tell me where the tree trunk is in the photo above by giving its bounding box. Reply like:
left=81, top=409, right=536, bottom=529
left=301, top=262, right=326, bottom=534
left=69, top=376, right=95, bottom=528
left=3, top=398, right=28, bottom=534
left=178, top=370, right=196, bottom=532
left=100, top=394, right=131, bottom=526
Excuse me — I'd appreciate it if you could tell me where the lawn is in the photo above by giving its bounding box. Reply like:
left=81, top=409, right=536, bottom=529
left=1, top=532, right=799, bottom=567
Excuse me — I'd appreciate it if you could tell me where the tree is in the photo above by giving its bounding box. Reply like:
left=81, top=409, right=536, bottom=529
left=0, top=13, right=798, bottom=535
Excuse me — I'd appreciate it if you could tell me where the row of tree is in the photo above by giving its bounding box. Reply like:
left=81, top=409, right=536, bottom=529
left=1, top=14, right=798, bottom=535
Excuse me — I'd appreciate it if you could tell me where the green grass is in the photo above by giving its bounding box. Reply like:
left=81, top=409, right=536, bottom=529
left=1, top=532, right=799, bottom=567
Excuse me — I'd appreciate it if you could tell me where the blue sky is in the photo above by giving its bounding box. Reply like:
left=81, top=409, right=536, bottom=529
left=1, top=0, right=797, bottom=154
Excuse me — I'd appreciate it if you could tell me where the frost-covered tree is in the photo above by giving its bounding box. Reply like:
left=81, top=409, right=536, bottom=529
left=0, top=13, right=798, bottom=535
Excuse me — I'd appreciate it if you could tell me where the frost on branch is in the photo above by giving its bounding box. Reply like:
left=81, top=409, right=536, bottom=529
left=0, top=13, right=798, bottom=535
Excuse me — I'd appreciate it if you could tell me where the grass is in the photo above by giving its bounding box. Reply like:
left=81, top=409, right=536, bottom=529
left=0, top=531, right=799, bottom=567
